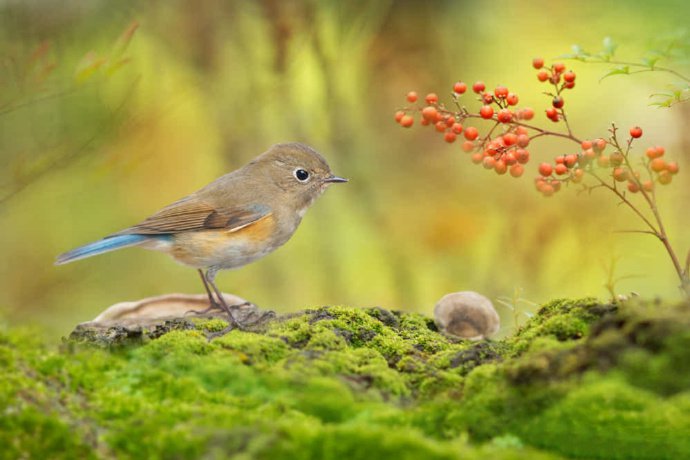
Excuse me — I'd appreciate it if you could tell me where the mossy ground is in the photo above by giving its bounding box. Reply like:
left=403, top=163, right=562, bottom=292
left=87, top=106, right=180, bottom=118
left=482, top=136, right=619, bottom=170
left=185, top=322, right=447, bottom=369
left=2, top=298, right=690, bottom=459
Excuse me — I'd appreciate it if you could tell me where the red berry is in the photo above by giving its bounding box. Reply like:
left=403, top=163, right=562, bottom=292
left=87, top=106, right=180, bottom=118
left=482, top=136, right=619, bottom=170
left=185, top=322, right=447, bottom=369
left=642, top=180, right=654, bottom=192
left=406, top=92, right=418, bottom=103
left=494, top=86, right=509, bottom=98
left=555, top=163, right=568, bottom=175
left=420, top=118, right=430, bottom=126
left=630, top=126, right=643, bottom=138
left=480, top=105, right=494, bottom=119
left=435, top=121, right=446, bottom=132
left=503, top=132, right=518, bottom=146
left=581, top=140, right=593, bottom=150
left=564, top=154, right=578, bottom=168
left=545, top=107, right=558, bottom=120
left=563, top=71, right=576, bottom=82
left=494, top=160, right=507, bottom=175
left=497, top=109, right=512, bottom=123
left=537, top=70, right=549, bottom=82
left=510, top=163, right=524, bottom=178
left=481, top=92, right=494, bottom=104
left=583, top=148, right=596, bottom=160
left=503, top=152, right=517, bottom=165
left=552, top=96, right=564, bottom=108
left=452, top=123, right=463, bottom=134
left=506, top=93, right=519, bottom=105
left=425, top=93, right=439, bottom=104
left=563, top=81, right=575, bottom=89
left=395, top=111, right=405, bottom=123
left=464, top=126, right=479, bottom=141
left=453, top=82, right=467, bottom=94
left=667, top=161, right=679, bottom=174
left=515, top=149, right=530, bottom=164
left=444, top=132, right=457, bottom=143
left=472, top=81, right=486, bottom=93
left=594, top=138, right=607, bottom=152
left=421, top=106, right=438, bottom=121
left=471, top=152, right=483, bottom=164
left=627, top=181, right=640, bottom=193
left=541, top=183, right=555, bottom=197
left=538, top=162, right=553, bottom=176
left=400, top=115, right=413, bottom=128
left=553, top=62, right=566, bottom=73
left=462, top=140, right=475, bottom=152
left=532, top=57, right=545, bottom=69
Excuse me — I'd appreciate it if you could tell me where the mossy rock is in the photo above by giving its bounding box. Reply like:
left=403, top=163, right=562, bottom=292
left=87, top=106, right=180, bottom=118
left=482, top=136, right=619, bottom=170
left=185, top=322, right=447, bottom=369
left=2, top=298, right=689, bottom=459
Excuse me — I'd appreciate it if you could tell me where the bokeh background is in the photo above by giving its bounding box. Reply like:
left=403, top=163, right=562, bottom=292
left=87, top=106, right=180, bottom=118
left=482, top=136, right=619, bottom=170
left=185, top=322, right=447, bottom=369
left=1, top=0, right=689, bottom=337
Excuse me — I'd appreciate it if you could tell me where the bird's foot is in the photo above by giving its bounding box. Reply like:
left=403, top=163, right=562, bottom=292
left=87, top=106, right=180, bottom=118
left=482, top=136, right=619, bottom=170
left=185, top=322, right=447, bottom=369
left=184, top=301, right=224, bottom=317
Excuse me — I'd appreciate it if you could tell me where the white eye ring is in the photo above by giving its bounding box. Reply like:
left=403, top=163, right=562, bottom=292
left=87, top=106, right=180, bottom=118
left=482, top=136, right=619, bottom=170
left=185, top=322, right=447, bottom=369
left=293, top=168, right=310, bottom=183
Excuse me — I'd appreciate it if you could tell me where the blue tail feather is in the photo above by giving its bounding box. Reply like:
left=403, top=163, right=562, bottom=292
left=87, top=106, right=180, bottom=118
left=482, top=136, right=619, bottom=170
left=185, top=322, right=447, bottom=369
left=55, top=234, right=151, bottom=265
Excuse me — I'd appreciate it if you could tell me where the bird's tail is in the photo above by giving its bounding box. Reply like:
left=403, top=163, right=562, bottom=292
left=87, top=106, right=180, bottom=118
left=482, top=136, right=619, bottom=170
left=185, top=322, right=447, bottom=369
left=55, top=234, right=150, bottom=265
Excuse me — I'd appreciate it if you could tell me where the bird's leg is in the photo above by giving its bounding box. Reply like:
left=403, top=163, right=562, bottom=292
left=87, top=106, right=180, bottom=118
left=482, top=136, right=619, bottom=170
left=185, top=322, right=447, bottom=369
left=184, top=269, right=225, bottom=316
left=204, top=269, right=255, bottom=340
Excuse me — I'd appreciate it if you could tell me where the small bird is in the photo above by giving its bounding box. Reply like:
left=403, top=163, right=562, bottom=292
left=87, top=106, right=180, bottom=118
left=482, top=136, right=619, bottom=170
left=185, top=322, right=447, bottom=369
left=56, top=142, right=347, bottom=334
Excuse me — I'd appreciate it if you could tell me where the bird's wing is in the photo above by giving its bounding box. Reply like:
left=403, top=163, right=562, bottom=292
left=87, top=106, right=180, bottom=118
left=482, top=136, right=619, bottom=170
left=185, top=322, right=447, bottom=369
left=114, top=197, right=272, bottom=235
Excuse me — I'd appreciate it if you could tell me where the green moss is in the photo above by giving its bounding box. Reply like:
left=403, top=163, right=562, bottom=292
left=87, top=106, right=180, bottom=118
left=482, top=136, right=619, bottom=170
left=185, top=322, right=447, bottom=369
left=3, top=298, right=690, bottom=459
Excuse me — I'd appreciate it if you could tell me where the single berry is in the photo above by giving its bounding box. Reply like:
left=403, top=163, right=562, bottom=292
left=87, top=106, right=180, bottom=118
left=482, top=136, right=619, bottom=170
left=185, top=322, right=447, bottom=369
left=503, top=132, right=518, bottom=146
left=480, top=105, right=494, bottom=119
left=538, top=162, right=553, bottom=176
left=425, top=93, right=439, bottom=104
left=629, top=126, right=643, bottom=138
left=545, top=107, right=558, bottom=120
left=537, top=70, right=549, bottom=82
left=421, top=106, right=438, bottom=121
left=564, top=154, right=578, bottom=168
left=435, top=121, right=446, bottom=132
left=506, top=93, right=519, bottom=105
left=667, top=161, right=679, bottom=174
left=563, top=71, right=576, bottom=82
left=494, top=160, right=507, bottom=175
left=400, top=115, right=414, bottom=128
left=581, top=140, right=593, bottom=150
left=555, top=163, right=568, bottom=175
left=521, top=107, right=535, bottom=120
left=563, top=81, right=575, bottom=89
left=406, top=91, right=418, bottom=103
left=510, top=163, right=524, bottom=178
left=453, top=82, right=467, bottom=94
left=444, top=132, right=457, bottom=143
left=517, top=134, right=530, bottom=147
left=464, top=126, right=479, bottom=141
left=594, top=138, right=607, bottom=152
left=452, top=123, right=463, bottom=134
left=481, top=92, right=494, bottom=104
left=503, top=152, right=517, bottom=165
left=658, top=170, right=673, bottom=185
left=627, top=181, right=640, bottom=193
left=572, top=168, right=584, bottom=183
left=532, top=57, right=545, bottom=69
left=483, top=156, right=496, bottom=169
left=497, top=109, right=512, bottom=123
left=597, top=156, right=610, bottom=168
left=462, top=140, right=475, bottom=152
left=515, top=149, right=530, bottom=164
left=553, top=62, right=566, bottom=73
left=650, top=158, right=666, bottom=172
left=395, top=111, right=405, bottom=123
left=494, top=86, right=509, bottom=98
left=642, top=180, right=654, bottom=192
left=471, top=152, right=484, bottom=164
left=552, top=96, right=564, bottom=108
left=472, top=81, right=486, bottom=93
left=613, top=167, right=628, bottom=182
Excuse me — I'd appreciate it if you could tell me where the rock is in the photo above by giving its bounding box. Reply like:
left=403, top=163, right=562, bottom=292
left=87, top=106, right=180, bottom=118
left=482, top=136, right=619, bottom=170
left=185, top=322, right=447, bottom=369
left=68, top=293, right=275, bottom=346
left=434, top=291, right=500, bottom=340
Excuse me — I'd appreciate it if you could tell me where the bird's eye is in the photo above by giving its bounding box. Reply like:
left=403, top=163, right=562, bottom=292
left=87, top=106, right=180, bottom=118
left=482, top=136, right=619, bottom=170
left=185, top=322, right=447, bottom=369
left=294, top=168, right=310, bottom=182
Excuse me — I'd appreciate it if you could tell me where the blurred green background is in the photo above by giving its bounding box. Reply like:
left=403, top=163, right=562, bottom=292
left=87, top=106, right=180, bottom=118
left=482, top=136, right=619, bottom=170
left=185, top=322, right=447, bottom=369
left=1, top=0, right=688, bottom=337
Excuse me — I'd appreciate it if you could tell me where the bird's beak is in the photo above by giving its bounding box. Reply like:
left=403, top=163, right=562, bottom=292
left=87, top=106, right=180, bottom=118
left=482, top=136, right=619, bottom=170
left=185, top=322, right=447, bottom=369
left=323, top=175, right=348, bottom=184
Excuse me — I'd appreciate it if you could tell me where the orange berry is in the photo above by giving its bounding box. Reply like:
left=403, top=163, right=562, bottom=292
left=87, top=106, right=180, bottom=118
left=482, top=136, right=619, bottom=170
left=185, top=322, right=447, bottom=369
left=395, top=111, right=405, bottom=123
left=650, top=158, right=666, bottom=172
left=480, top=105, right=494, bottom=119
left=421, top=106, right=438, bottom=121
left=613, top=167, right=628, bottom=182
left=520, top=107, right=535, bottom=120
left=494, top=86, right=509, bottom=98
left=594, top=138, right=607, bottom=152
left=667, top=161, right=679, bottom=174
left=642, top=180, right=654, bottom=192
left=497, top=109, right=513, bottom=123
left=471, top=152, right=483, bottom=164
left=506, top=93, right=519, bottom=106
left=425, top=93, right=439, bottom=104
left=472, top=81, right=486, bottom=93
left=510, top=163, right=524, bottom=177
left=553, top=62, right=566, bottom=73
left=532, top=57, right=545, bottom=69
left=555, top=163, right=568, bottom=175
left=462, top=140, right=475, bottom=152
left=494, top=160, right=507, bottom=175
left=627, top=181, right=640, bottom=193
left=400, top=115, right=414, bottom=128
left=464, top=126, right=479, bottom=141
left=406, top=91, right=418, bottom=103
left=517, top=134, right=530, bottom=147
left=658, top=170, right=673, bottom=185
left=453, top=82, right=467, bottom=94
left=504, top=152, right=517, bottom=165
left=420, top=118, right=430, bottom=126
left=565, top=154, right=578, bottom=168
left=597, top=156, right=610, bottom=168
left=483, top=156, right=496, bottom=169
left=581, top=140, right=593, bottom=150
left=538, top=162, right=553, bottom=176
left=583, top=148, right=596, bottom=160
left=503, top=132, right=518, bottom=146
left=572, top=168, right=584, bottom=183
left=444, top=132, right=457, bottom=143
left=537, top=70, right=549, bottom=82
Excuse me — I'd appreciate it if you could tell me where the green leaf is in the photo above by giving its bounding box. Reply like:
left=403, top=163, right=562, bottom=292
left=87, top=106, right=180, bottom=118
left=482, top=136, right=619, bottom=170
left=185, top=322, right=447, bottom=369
left=600, top=65, right=629, bottom=81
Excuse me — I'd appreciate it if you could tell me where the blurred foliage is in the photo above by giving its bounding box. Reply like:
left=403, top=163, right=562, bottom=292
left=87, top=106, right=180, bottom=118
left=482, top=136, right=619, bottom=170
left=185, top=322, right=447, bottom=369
left=0, top=0, right=689, bottom=336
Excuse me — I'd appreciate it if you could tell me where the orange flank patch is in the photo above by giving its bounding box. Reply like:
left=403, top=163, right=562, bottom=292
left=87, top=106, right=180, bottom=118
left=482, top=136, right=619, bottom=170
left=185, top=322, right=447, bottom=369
left=227, top=213, right=276, bottom=241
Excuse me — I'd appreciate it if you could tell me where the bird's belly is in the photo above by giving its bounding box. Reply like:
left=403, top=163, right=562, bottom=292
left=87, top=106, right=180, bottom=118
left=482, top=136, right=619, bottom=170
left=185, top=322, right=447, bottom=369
left=167, top=215, right=289, bottom=269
